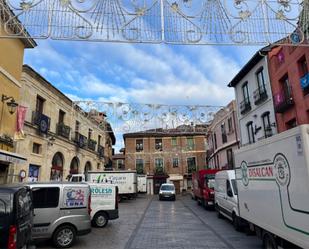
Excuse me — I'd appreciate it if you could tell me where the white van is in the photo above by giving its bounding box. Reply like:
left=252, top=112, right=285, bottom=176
left=214, top=170, right=241, bottom=230
left=27, top=182, right=91, bottom=248
left=89, top=183, right=119, bottom=228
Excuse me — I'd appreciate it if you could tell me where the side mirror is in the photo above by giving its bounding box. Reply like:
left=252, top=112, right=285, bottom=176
left=227, top=189, right=233, bottom=197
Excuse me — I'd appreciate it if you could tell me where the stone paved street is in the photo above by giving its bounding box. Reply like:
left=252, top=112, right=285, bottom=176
left=37, top=194, right=262, bottom=249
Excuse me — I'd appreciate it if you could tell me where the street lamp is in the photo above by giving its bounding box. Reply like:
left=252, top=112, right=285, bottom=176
left=1, top=94, right=18, bottom=115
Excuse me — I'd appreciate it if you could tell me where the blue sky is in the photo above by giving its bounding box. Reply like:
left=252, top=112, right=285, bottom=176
left=24, top=40, right=261, bottom=151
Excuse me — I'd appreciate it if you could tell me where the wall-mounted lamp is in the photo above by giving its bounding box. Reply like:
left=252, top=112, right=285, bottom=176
left=1, top=94, right=18, bottom=115
left=48, top=135, right=56, bottom=146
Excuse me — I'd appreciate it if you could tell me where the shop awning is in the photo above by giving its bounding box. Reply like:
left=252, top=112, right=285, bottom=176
left=0, top=149, right=27, bottom=164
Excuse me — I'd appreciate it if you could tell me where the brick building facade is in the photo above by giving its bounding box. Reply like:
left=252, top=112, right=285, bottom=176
left=123, top=126, right=207, bottom=195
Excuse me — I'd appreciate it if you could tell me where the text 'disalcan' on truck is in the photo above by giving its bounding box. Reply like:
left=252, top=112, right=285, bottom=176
left=235, top=125, right=309, bottom=249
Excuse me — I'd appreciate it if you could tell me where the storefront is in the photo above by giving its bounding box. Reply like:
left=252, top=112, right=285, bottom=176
left=0, top=149, right=27, bottom=184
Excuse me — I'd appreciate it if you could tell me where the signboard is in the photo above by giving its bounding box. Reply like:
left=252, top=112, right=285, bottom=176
left=63, top=188, right=86, bottom=208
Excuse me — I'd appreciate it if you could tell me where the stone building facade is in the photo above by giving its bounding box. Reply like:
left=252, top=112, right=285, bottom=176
left=14, top=65, right=115, bottom=182
left=206, top=101, right=240, bottom=169
left=0, top=3, right=36, bottom=184
left=123, top=126, right=207, bottom=195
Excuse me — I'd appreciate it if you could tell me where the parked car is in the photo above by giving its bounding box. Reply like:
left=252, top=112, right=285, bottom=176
left=0, top=184, right=33, bottom=249
left=26, top=182, right=91, bottom=248
left=89, top=183, right=119, bottom=228
left=159, top=183, right=176, bottom=201
left=214, top=170, right=242, bottom=230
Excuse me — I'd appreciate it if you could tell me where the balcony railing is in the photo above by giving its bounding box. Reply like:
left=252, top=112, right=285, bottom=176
left=88, top=139, right=97, bottom=151
left=32, top=111, right=50, bottom=134
left=74, top=132, right=88, bottom=148
left=56, top=123, right=70, bottom=139
left=240, top=98, right=251, bottom=115
left=98, top=145, right=104, bottom=158
left=273, top=87, right=294, bottom=113
left=253, top=86, right=268, bottom=105
left=188, top=165, right=197, bottom=174
left=300, top=73, right=309, bottom=90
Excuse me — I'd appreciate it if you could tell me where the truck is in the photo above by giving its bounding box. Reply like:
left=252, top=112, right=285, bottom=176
left=234, top=125, right=309, bottom=249
left=192, top=169, right=220, bottom=208
left=68, top=171, right=137, bottom=200
left=89, top=183, right=119, bottom=228
left=137, top=174, right=147, bottom=193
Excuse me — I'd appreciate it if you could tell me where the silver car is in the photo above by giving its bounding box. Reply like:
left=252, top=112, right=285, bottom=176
left=26, top=182, right=91, bottom=248
left=159, top=183, right=176, bottom=201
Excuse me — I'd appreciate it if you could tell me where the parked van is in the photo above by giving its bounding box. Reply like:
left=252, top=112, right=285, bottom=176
left=0, top=185, right=33, bottom=249
left=26, top=182, right=91, bottom=248
left=214, top=170, right=241, bottom=230
left=89, top=183, right=119, bottom=228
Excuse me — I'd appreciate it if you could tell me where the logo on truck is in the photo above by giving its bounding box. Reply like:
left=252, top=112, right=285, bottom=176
left=241, top=161, right=249, bottom=186
left=274, top=154, right=290, bottom=187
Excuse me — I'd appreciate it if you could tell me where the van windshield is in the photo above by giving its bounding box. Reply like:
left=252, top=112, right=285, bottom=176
left=160, top=185, right=174, bottom=191
left=205, top=174, right=215, bottom=189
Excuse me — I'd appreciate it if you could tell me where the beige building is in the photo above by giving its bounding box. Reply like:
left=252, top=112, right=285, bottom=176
left=123, top=126, right=207, bottom=195
left=0, top=2, right=36, bottom=184
left=14, top=65, right=115, bottom=182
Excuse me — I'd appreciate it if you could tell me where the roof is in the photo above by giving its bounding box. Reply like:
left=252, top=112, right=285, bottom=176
left=123, top=125, right=208, bottom=139
left=228, top=46, right=272, bottom=88
left=0, top=0, right=37, bottom=48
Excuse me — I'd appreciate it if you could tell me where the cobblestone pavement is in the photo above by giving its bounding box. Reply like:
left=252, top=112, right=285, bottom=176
left=37, top=194, right=262, bottom=249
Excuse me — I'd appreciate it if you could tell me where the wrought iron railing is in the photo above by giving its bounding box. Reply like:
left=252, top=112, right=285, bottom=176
left=98, top=145, right=104, bottom=158
left=253, top=86, right=268, bottom=105
left=74, top=132, right=88, bottom=148
left=31, top=111, right=50, bottom=134
left=56, top=123, right=70, bottom=139
left=88, top=139, right=97, bottom=151
left=273, top=87, right=294, bottom=113
left=239, top=98, right=251, bottom=115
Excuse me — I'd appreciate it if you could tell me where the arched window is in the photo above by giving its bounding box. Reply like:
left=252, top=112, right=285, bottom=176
left=51, top=152, right=64, bottom=181
left=70, top=157, right=79, bottom=174
left=84, top=162, right=92, bottom=174
left=246, top=121, right=255, bottom=144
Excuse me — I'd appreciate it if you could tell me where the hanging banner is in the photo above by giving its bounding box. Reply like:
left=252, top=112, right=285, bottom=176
left=14, top=105, right=27, bottom=140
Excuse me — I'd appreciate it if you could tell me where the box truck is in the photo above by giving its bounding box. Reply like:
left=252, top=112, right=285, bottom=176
left=235, top=125, right=309, bottom=249
left=192, top=169, right=220, bottom=208
left=69, top=171, right=137, bottom=200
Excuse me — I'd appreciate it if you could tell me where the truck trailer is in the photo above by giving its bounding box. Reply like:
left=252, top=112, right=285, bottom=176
left=235, top=125, right=309, bottom=249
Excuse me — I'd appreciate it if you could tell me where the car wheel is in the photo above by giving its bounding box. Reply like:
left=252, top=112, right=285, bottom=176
left=263, top=233, right=277, bottom=249
left=232, top=213, right=241, bottom=231
left=53, top=225, right=76, bottom=248
left=93, top=212, right=109, bottom=228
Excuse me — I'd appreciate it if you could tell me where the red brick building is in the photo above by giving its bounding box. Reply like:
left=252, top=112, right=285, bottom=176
left=123, top=126, right=207, bottom=194
left=268, top=45, right=309, bottom=132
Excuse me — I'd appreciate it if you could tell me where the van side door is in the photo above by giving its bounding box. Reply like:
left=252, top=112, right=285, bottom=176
left=225, top=180, right=234, bottom=218
left=31, top=187, right=60, bottom=239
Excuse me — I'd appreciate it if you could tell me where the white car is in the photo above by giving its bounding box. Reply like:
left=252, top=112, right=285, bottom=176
left=159, top=183, right=176, bottom=201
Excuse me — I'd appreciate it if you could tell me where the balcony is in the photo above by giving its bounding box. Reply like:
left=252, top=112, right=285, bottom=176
left=88, top=139, right=97, bottom=151
left=300, top=73, right=309, bottom=90
left=273, top=88, right=294, bottom=113
left=98, top=145, right=104, bottom=158
left=56, top=123, right=70, bottom=139
left=74, top=132, right=88, bottom=148
left=32, top=111, right=50, bottom=134
left=240, top=98, right=251, bottom=115
left=254, top=86, right=268, bottom=105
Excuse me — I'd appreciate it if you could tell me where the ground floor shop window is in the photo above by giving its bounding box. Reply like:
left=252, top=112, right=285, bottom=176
left=28, top=164, right=40, bottom=182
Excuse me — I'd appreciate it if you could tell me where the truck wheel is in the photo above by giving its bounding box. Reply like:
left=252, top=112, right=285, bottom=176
left=263, top=233, right=277, bottom=249
left=93, top=212, right=109, bottom=228
left=53, top=225, right=76, bottom=248
left=232, top=213, right=241, bottom=231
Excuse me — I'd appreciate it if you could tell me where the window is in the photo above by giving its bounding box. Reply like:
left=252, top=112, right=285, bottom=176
left=280, top=74, right=291, bottom=98
left=221, top=123, right=227, bottom=144
left=75, top=121, right=80, bottom=132
left=155, top=138, right=163, bottom=151
left=256, top=67, right=266, bottom=93
left=246, top=121, right=255, bottom=144
left=261, top=112, right=272, bottom=138
left=226, top=180, right=233, bottom=197
left=173, top=158, right=179, bottom=168
left=298, top=56, right=308, bottom=77
left=227, top=149, right=234, bottom=169
left=187, top=157, right=196, bottom=173
left=28, top=165, right=40, bottom=182
left=228, top=117, right=233, bottom=133
left=117, top=160, right=124, bottom=169
left=171, top=137, right=177, bottom=147
left=242, top=82, right=249, bottom=103
left=213, top=133, right=217, bottom=149
left=58, top=110, right=65, bottom=124
left=32, top=187, right=59, bottom=208
left=32, top=143, right=42, bottom=154
left=36, top=95, right=45, bottom=114
left=286, top=118, right=297, bottom=130
left=155, top=158, right=164, bottom=173
left=88, top=129, right=92, bottom=140
left=231, top=179, right=238, bottom=195
left=136, top=159, right=144, bottom=174
left=187, top=137, right=194, bottom=150
left=136, top=139, right=143, bottom=152
left=17, top=189, right=32, bottom=219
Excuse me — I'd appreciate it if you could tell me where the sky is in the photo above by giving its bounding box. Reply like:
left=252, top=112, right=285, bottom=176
left=24, top=40, right=261, bottom=151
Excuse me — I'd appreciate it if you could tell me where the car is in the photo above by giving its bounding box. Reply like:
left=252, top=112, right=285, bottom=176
left=26, top=182, right=91, bottom=248
left=0, top=184, right=33, bottom=249
left=159, top=183, right=176, bottom=201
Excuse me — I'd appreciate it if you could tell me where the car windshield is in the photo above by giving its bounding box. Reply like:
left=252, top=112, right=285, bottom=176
left=160, top=185, right=174, bottom=191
